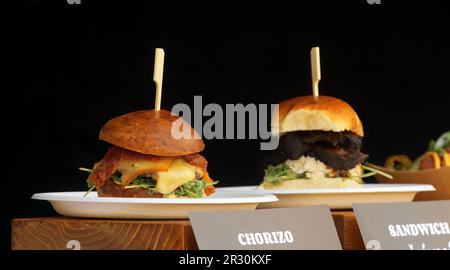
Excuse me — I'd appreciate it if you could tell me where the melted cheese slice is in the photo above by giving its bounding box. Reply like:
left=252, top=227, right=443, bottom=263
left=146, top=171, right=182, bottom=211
left=156, top=159, right=202, bottom=194
left=117, top=157, right=175, bottom=186
left=116, top=157, right=203, bottom=194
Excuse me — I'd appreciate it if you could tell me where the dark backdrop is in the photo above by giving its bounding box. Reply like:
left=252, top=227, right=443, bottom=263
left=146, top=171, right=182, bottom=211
left=2, top=0, right=450, bottom=250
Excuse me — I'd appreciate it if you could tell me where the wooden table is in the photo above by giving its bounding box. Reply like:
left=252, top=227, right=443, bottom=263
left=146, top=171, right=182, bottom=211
left=11, top=211, right=364, bottom=250
left=332, top=211, right=365, bottom=250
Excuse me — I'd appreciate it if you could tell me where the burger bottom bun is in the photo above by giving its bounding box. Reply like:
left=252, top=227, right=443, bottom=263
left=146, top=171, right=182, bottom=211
left=263, top=178, right=362, bottom=189
left=97, top=180, right=163, bottom=198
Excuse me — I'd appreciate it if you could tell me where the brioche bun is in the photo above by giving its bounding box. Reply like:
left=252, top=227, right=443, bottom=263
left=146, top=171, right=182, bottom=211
left=100, top=110, right=204, bottom=156
left=273, top=96, right=364, bottom=136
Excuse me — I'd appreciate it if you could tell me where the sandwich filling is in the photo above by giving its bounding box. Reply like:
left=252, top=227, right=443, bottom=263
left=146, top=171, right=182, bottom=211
left=263, top=130, right=368, bottom=188
left=87, top=147, right=216, bottom=198
left=263, top=156, right=363, bottom=188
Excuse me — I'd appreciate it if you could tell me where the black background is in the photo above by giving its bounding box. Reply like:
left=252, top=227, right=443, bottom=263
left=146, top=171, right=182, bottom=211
left=2, top=0, right=450, bottom=250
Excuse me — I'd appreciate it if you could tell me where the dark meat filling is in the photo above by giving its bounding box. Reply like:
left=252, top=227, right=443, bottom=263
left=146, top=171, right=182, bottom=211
left=265, top=130, right=368, bottom=170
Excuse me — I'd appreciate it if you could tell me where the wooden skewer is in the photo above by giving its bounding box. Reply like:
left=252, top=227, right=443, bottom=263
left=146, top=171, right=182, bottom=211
left=153, top=48, right=165, bottom=110
left=310, top=47, right=321, bottom=98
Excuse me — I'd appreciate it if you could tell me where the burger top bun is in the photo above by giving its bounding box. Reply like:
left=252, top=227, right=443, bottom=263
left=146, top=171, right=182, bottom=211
left=273, top=96, right=364, bottom=136
left=100, top=110, right=205, bottom=156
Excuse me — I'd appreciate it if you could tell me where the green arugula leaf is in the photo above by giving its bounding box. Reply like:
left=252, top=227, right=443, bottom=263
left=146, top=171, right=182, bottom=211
left=174, top=180, right=206, bottom=198
left=429, top=131, right=450, bottom=155
left=264, top=164, right=309, bottom=185
left=111, top=171, right=123, bottom=185
left=124, top=175, right=157, bottom=194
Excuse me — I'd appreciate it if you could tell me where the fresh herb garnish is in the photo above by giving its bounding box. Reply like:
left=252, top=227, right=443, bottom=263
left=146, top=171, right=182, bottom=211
left=111, top=171, right=123, bottom=185
left=264, top=164, right=309, bottom=185
left=124, top=175, right=157, bottom=194
left=429, top=131, right=450, bottom=156
left=343, top=164, right=391, bottom=183
left=174, top=180, right=206, bottom=198
left=80, top=165, right=218, bottom=198
left=263, top=163, right=393, bottom=185
left=79, top=167, right=93, bottom=173
left=79, top=167, right=96, bottom=197
left=173, top=180, right=218, bottom=198
left=84, top=185, right=96, bottom=197
left=361, top=164, right=393, bottom=179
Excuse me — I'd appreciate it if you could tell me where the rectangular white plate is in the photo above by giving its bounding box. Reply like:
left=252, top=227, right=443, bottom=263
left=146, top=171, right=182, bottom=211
left=32, top=190, right=278, bottom=219
left=218, top=184, right=435, bottom=210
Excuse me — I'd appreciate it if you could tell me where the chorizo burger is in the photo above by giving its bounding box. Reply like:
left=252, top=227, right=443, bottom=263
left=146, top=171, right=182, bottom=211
left=86, top=110, right=216, bottom=198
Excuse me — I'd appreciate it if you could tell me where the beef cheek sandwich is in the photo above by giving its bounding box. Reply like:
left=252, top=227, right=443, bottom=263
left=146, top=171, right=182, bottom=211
left=263, top=96, right=368, bottom=189
left=87, top=110, right=216, bottom=198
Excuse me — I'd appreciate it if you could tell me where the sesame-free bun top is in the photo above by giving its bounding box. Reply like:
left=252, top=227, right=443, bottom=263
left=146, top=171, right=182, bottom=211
left=273, top=96, right=364, bottom=136
left=100, top=110, right=205, bottom=156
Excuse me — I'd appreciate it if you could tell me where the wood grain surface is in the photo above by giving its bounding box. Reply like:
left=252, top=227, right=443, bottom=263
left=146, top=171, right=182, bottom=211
left=12, top=211, right=364, bottom=250
left=12, top=217, right=197, bottom=250
left=332, top=211, right=365, bottom=250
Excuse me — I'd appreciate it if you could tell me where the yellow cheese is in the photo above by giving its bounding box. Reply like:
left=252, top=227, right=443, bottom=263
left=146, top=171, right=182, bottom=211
left=156, top=159, right=202, bottom=194
left=115, top=157, right=203, bottom=194
left=117, top=158, right=174, bottom=186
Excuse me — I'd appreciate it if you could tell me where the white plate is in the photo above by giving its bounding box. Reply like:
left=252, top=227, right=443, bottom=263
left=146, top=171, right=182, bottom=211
left=32, top=190, right=278, bottom=219
left=219, top=184, right=435, bottom=210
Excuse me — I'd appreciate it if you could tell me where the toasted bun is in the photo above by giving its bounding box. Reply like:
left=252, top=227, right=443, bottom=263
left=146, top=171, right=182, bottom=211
left=97, top=180, right=163, bottom=198
left=100, top=110, right=204, bottom=156
left=273, top=96, right=364, bottom=136
left=263, top=178, right=362, bottom=189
